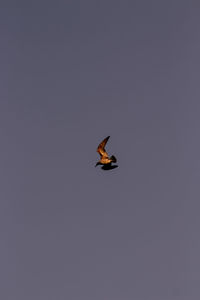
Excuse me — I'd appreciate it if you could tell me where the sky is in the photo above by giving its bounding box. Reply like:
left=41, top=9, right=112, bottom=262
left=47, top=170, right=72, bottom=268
left=1, top=0, right=200, bottom=299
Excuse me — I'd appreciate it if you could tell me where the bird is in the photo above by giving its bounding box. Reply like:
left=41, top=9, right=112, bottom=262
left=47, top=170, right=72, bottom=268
left=95, top=136, right=117, bottom=167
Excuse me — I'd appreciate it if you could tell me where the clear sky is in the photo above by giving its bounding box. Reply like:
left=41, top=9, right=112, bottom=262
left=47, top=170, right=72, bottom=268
left=1, top=1, right=200, bottom=299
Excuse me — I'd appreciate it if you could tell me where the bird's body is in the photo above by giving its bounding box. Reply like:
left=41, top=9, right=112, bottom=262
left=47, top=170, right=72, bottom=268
left=95, top=136, right=117, bottom=167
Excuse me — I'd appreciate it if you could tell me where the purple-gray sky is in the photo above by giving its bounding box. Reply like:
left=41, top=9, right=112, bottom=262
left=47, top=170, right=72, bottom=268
left=1, top=1, right=200, bottom=299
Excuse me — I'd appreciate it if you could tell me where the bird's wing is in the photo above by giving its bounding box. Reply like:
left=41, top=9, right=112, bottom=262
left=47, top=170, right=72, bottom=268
left=97, top=136, right=110, bottom=158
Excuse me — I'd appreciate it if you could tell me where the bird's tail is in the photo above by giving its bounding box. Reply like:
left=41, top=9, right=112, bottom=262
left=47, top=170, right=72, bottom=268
left=110, top=155, right=117, bottom=163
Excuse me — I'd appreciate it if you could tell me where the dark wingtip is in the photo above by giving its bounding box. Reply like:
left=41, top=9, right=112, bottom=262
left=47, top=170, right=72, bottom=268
left=110, top=155, right=117, bottom=163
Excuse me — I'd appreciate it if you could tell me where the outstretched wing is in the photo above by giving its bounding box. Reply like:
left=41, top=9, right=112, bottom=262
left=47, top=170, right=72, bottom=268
left=97, top=136, right=110, bottom=158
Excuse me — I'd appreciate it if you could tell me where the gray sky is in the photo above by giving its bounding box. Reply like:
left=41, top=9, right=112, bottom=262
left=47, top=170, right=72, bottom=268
left=1, top=1, right=200, bottom=299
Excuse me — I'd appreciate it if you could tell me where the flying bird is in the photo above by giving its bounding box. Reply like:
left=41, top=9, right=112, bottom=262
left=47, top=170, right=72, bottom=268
left=95, top=136, right=117, bottom=167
